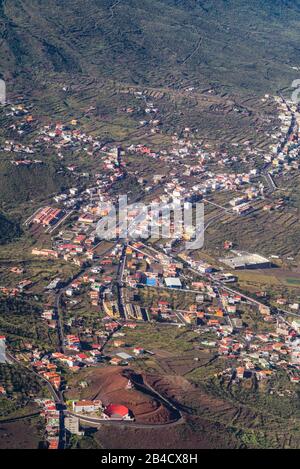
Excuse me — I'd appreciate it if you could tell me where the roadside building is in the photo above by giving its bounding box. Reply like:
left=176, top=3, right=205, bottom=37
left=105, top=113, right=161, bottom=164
left=103, top=404, right=133, bottom=421
left=72, top=400, right=102, bottom=414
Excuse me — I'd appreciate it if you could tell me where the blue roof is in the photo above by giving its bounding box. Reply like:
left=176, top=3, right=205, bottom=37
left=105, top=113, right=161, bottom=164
left=146, top=277, right=157, bottom=286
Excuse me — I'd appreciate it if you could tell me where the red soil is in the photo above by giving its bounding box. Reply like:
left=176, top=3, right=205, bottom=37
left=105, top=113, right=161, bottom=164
left=82, top=366, right=174, bottom=425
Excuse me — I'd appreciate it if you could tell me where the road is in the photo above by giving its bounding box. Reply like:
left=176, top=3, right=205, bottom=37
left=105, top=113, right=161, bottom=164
left=115, top=243, right=128, bottom=320
left=203, top=198, right=234, bottom=214
left=39, top=240, right=121, bottom=446
left=6, top=350, right=66, bottom=448
left=64, top=371, right=185, bottom=429
left=6, top=351, right=62, bottom=404
left=136, top=241, right=276, bottom=322
left=216, top=286, right=233, bottom=328
left=64, top=410, right=184, bottom=429
left=260, top=93, right=295, bottom=195
left=54, top=240, right=119, bottom=353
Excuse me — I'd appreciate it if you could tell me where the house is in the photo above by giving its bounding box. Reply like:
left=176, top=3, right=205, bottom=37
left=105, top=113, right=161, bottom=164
left=256, top=370, right=273, bottom=380
left=157, top=301, right=170, bottom=312
left=220, top=252, right=271, bottom=270
left=236, top=367, right=245, bottom=379
left=110, top=357, right=123, bottom=366
left=227, top=305, right=237, bottom=314
left=113, top=340, right=125, bottom=348
left=48, top=438, right=59, bottom=450
left=133, top=347, right=145, bottom=356
left=32, top=249, right=59, bottom=259
left=10, top=267, right=24, bottom=275
left=259, top=304, right=271, bottom=316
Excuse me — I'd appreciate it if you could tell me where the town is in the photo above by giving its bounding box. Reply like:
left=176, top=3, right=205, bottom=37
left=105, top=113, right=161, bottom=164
left=2, top=89, right=300, bottom=450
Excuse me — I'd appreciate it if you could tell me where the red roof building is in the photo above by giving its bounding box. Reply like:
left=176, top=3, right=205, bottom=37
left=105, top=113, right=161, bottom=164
left=104, top=404, right=132, bottom=421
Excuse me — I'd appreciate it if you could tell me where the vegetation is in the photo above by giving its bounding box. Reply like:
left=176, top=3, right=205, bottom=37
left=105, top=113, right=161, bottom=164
left=0, top=364, right=47, bottom=418
left=0, top=158, right=74, bottom=210
left=0, top=296, right=57, bottom=350
left=1, top=0, right=300, bottom=96
left=0, top=213, right=21, bottom=244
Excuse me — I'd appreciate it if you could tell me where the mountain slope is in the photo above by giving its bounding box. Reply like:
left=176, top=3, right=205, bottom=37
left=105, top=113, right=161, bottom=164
left=1, top=0, right=300, bottom=94
left=0, top=212, right=20, bottom=244
left=0, top=159, right=73, bottom=205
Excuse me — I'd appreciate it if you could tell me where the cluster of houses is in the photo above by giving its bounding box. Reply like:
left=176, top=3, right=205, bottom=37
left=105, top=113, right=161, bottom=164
left=32, top=360, right=61, bottom=390
left=199, top=297, right=300, bottom=384
left=267, top=96, right=300, bottom=173
left=3, top=93, right=300, bottom=435
left=3, top=135, right=35, bottom=151
left=38, top=399, right=60, bottom=450
left=123, top=243, right=184, bottom=291
left=35, top=122, right=103, bottom=159
left=113, top=238, right=300, bottom=384
left=16, top=95, right=293, bottom=278
left=0, top=278, right=33, bottom=296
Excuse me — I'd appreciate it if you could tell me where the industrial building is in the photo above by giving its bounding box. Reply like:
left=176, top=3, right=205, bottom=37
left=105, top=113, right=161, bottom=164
left=220, top=252, right=271, bottom=270
left=165, top=277, right=183, bottom=289
left=0, top=336, right=6, bottom=364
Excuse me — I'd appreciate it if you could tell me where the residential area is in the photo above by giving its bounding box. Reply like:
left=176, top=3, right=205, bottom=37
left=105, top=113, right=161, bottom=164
left=2, top=91, right=300, bottom=449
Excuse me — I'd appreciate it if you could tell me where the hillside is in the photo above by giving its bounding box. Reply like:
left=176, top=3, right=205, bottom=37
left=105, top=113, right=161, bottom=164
left=0, top=213, right=20, bottom=244
left=0, top=159, right=74, bottom=207
left=1, top=0, right=300, bottom=96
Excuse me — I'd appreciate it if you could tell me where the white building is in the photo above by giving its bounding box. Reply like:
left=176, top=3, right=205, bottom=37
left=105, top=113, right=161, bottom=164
left=72, top=400, right=102, bottom=414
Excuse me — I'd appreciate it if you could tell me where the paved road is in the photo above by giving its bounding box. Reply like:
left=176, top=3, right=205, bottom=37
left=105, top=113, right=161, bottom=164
left=65, top=410, right=184, bottom=429
left=137, top=241, right=275, bottom=319
left=6, top=350, right=66, bottom=448
left=54, top=241, right=119, bottom=353
left=6, top=351, right=62, bottom=404
left=115, top=243, right=128, bottom=320
left=65, top=372, right=185, bottom=429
